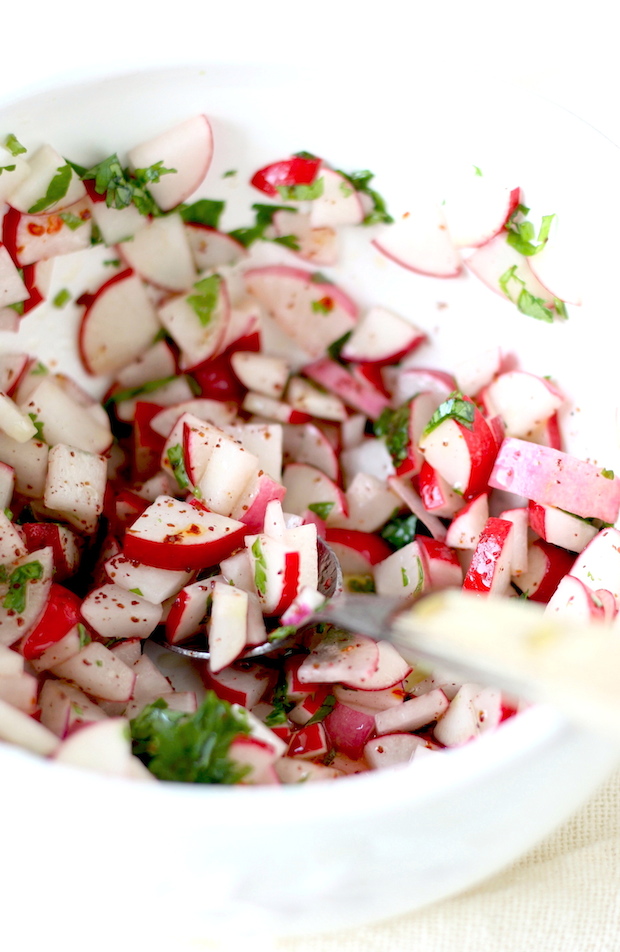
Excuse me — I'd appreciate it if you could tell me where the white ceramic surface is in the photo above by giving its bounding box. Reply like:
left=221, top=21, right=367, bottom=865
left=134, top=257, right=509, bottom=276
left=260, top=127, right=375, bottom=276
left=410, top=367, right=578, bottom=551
left=1, top=66, right=620, bottom=946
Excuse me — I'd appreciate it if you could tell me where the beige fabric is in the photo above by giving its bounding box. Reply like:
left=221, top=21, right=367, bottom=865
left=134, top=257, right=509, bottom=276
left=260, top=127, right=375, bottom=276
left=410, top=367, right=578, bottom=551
left=278, top=769, right=620, bottom=952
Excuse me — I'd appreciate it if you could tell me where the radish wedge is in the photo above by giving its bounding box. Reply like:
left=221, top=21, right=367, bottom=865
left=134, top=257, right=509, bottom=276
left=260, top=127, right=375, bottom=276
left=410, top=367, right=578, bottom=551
left=127, top=115, right=214, bottom=212
left=373, top=202, right=462, bottom=277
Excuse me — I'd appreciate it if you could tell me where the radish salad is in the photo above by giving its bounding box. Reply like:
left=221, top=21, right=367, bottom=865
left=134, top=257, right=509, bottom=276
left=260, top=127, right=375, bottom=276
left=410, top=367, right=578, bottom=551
left=0, top=116, right=617, bottom=786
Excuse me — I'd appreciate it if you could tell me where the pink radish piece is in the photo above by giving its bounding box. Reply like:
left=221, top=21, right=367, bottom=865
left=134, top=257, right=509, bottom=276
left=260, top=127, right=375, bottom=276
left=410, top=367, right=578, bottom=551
left=127, top=115, right=214, bottom=212
left=373, top=201, right=462, bottom=277
left=490, top=438, right=620, bottom=523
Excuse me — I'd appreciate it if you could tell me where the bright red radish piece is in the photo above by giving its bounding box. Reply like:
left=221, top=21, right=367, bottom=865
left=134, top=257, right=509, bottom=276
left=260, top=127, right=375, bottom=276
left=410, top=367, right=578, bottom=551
left=528, top=500, right=598, bottom=553
left=20, top=583, right=82, bottom=660
left=490, top=438, right=620, bottom=523
left=244, top=265, right=358, bottom=359
left=124, top=495, right=247, bottom=571
left=202, top=661, right=275, bottom=708
left=250, top=155, right=322, bottom=197
left=287, top=722, right=329, bottom=760
left=480, top=371, right=563, bottom=439
left=417, top=462, right=464, bottom=518
left=324, top=528, right=392, bottom=573
left=419, top=396, right=498, bottom=499
left=117, top=213, right=196, bottom=291
left=373, top=201, right=462, bottom=277
left=245, top=533, right=300, bottom=616
left=512, top=538, right=575, bottom=602
left=415, top=537, right=463, bottom=590
left=127, top=115, right=214, bottom=212
left=78, top=269, right=160, bottom=376
left=165, top=580, right=211, bottom=645
left=231, top=472, right=287, bottom=531
left=462, top=517, right=514, bottom=596
left=340, top=305, right=425, bottom=365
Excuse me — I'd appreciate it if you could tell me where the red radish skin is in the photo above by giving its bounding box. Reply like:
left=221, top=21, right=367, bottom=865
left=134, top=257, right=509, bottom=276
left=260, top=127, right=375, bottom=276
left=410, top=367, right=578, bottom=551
left=251, top=155, right=322, bottom=197
left=20, top=584, right=83, bottom=660
left=462, top=517, right=514, bottom=596
left=513, top=539, right=576, bottom=603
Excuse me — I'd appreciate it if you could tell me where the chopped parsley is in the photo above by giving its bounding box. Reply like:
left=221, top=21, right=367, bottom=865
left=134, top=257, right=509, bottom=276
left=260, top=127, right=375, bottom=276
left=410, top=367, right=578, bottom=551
left=401, top=567, right=409, bottom=587
left=413, top=556, right=425, bottom=597
left=334, top=167, right=393, bottom=225
left=267, top=624, right=297, bottom=643
left=31, top=362, right=48, bottom=375
left=505, top=206, right=554, bottom=256
left=4, top=134, right=26, bottom=156
left=381, top=512, right=418, bottom=549
left=602, top=469, right=615, bottom=479
left=28, top=164, right=73, bottom=214
left=28, top=413, right=45, bottom=441
left=129, top=587, right=143, bottom=596
left=58, top=210, right=86, bottom=230
left=308, top=501, right=335, bottom=520
left=179, top=198, right=225, bottom=229
left=105, top=374, right=178, bottom=406
left=276, top=178, right=324, bottom=202
left=345, top=575, right=376, bottom=593
left=228, top=203, right=299, bottom=250
left=222, top=169, right=237, bottom=178
left=52, top=288, right=71, bottom=308
left=130, top=693, right=251, bottom=784
left=326, top=330, right=352, bottom=363
left=251, top=538, right=267, bottom=596
left=2, top=560, right=43, bottom=613
left=77, top=154, right=175, bottom=215
left=0, top=165, right=16, bottom=175
left=374, top=402, right=411, bottom=465
left=77, top=623, right=91, bottom=648
left=422, top=392, right=475, bottom=436
left=474, top=165, right=483, bottom=176
left=166, top=444, right=191, bottom=492
left=264, top=669, right=295, bottom=726
left=305, top=693, right=336, bottom=726
left=311, top=297, right=334, bottom=315
left=187, top=274, right=222, bottom=327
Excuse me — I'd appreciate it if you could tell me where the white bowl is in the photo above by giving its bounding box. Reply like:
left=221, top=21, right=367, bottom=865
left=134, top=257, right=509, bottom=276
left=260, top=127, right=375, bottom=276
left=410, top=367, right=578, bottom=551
left=1, top=65, right=620, bottom=945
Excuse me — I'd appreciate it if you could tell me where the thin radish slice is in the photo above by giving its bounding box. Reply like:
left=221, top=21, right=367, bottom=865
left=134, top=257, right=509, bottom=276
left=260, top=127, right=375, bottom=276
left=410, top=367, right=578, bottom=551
left=0, top=244, right=28, bottom=307
left=127, top=115, right=214, bottom=212
left=375, top=689, right=450, bottom=735
left=244, top=265, right=358, bottom=359
left=157, top=273, right=230, bottom=370
left=373, top=202, right=462, bottom=277
left=466, top=231, right=554, bottom=304
left=442, top=173, right=520, bottom=248
left=386, top=475, right=448, bottom=542
left=297, top=628, right=379, bottom=684
left=8, top=145, right=86, bottom=215
left=185, top=224, right=247, bottom=270
left=118, top=213, right=196, bottom=292
left=308, top=168, right=364, bottom=227
left=340, top=306, right=426, bottom=366
left=78, top=269, right=160, bottom=376
left=480, top=371, right=563, bottom=439
left=341, top=640, right=412, bottom=690
left=272, top=210, right=339, bottom=266
left=528, top=214, right=582, bottom=305
left=3, top=199, right=92, bottom=266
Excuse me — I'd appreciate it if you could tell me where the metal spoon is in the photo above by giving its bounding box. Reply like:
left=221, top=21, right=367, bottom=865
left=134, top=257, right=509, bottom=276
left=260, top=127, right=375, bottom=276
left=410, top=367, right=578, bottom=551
left=150, top=541, right=620, bottom=734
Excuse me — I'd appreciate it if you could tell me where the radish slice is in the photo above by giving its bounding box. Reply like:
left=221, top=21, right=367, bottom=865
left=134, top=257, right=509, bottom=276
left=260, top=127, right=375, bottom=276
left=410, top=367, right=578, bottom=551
left=340, top=306, right=426, bottom=366
left=118, top=213, right=196, bottom=291
left=298, top=628, right=379, bottom=685
left=373, top=202, right=462, bottom=277
left=8, top=145, right=86, bottom=215
left=308, top=168, right=364, bottom=227
left=442, top=173, right=519, bottom=249
left=127, top=115, right=214, bottom=212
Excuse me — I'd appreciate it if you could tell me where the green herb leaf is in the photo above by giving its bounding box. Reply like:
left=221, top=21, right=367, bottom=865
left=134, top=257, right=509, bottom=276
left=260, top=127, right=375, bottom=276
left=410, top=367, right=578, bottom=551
left=179, top=199, right=226, bottom=229
left=311, top=297, right=334, bottom=315
left=2, top=560, right=43, bottom=613
left=58, top=210, right=86, bottom=230
left=0, top=165, right=16, bottom=175
left=516, top=288, right=554, bottom=323
left=222, top=169, right=237, bottom=178
left=52, top=288, right=71, bottom=308
left=345, top=575, right=376, bottom=593
left=31, top=362, right=48, bottom=375
left=105, top=374, right=178, bottom=406
left=305, top=693, right=336, bottom=726
left=77, top=623, right=91, bottom=648
left=381, top=512, right=418, bottom=549
left=401, top=567, right=409, bottom=587
left=276, top=178, right=324, bottom=202
left=129, top=588, right=143, bottom=596
left=422, top=392, right=475, bottom=437
left=166, top=444, right=191, bottom=492
left=187, top=274, right=222, bottom=327
left=326, top=330, right=352, bottom=363
left=334, top=167, right=393, bottom=225
left=5, top=134, right=26, bottom=156
left=79, top=154, right=168, bottom=216
left=228, top=203, right=297, bottom=249
left=374, top=402, right=411, bottom=465
left=28, top=164, right=73, bottom=214
left=602, top=469, right=615, bottom=479
left=307, top=501, right=335, bottom=519
left=130, top=693, right=251, bottom=784
left=251, top=537, right=268, bottom=596
left=413, top=556, right=424, bottom=597
left=28, top=413, right=45, bottom=441
left=3, top=508, right=12, bottom=521
left=505, top=207, right=555, bottom=256
left=474, top=165, right=483, bottom=176
left=553, top=297, right=569, bottom=319
left=264, top=669, right=296, bottom=726
left=267, top=624, right=297, bottom=644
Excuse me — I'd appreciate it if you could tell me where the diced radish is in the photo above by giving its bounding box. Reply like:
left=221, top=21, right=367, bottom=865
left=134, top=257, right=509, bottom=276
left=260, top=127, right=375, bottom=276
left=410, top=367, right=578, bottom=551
left=453, top=346, right=502, bottom=397
left=286, top=377, right=347, bottom=422
left=51, top=642, right=135, bottom=702
left=39, top=679, right=107, bottom=737
left=165, top=579, right=212, bottom=645
left=53, top=717, right=136, bottom=776
left=150, top=398, right=237, bottom=438
left=244, top=265, right=358, bottom=359
left=185, top=224, right=247, bottom=270
left=498, top=507, right=529, bottom=576
left=466, top=231, right=554, bottom=305
left=480, top=371, right=563, bottom=439
left=0, top=146, right=29, bottom=203
left=375, top=688, right=449, bottom=735
left=89, top=200, right=146, bottom=245
left=445, top=494, right=489, bottom=549
left=245, top=532, right=300, bottom=616
left=283, top=422, right=340, bottom=480
left=490, top=438, right=620, bottom=523
left=8, top=146, right=86, bottom=214
left=418, top=461, right=464, bottom=518
left=231, top=471, right=287, bottom=531
left=0, top=547, right=54, bottom=648
left=201, top=661, right=275, bottom=708
left=415, top=537, right=463, bottom=590
left=364, top=733, right=426, bottom=769
left=44, top=444, right=107, bottom=534
left=19, top=377, right=112, bottom=455
left=282, top=462, right=347, bottom=524
left=308, top=167, right=364, bottom=227
left=208, top=581, right=249, bottom=673
left=340, top=306, right=425, bottom=366
left=373, top=202, right=462, bottom=277
left=433, top=683, right=482, bottom=747
left=384, top=365, right=455, bottom=408
left=118, top=213, right=196, bottom=291
left=224, top=422, right=283, bottom=481
left=462, top=517, right=514, bottom=596
left=104, top=554, right=192, bottom=604
left=274, top=758, right=340, bottom=783
left=157, top=272, right=230, bottom=370
left=271, top=209, right=338, bottom=266
left=0, top=243, right=28, bottom=308
left=287, top=721, right=329, bottom=760
left=3, top=199, right=92, bottom=266
left=80, top=583, right=163, bottom=640
left=569, top=527, right=620, bottom=608
left=340, top=437, right=394, bottom=487
left=0, top=432, right=48, bottom=498
left=323, top=701, right=376, bottom=760
left=419, top=397, right=498, bottom=498
left=298, top=627, right=379, bottom=685
left=230, top=351, right=290, bottom=399
left=127, top=115, right=214, bottom=212
left=341, top=640, right=412, bottom=690
left=528, top=500, right=598, bottom=553
left=0, top=697, right=59, bottom=756
left=544, top=574, right=606, bottom=623
left=302, top=357, right=389, bottom=420
left=324, top=527, right=392, bottom=574
left=78, top=269, right=160, bottom=376
left=124, top=495, right=247, bottom=571
left=374, top=540, right=428, bottom=600
left=387, top=475, right=448, bottom=542
left=512, top=538, right=575, bottom=602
